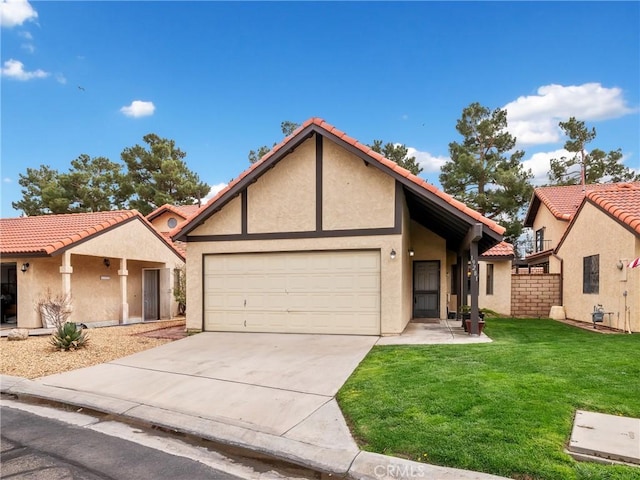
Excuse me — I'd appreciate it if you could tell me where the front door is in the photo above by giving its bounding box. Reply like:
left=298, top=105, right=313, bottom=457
left=143, top=269, right=160, bottom=321
left=413, top=261, right=440, bottom=318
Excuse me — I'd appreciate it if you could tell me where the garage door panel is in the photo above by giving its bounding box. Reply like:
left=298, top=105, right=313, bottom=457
left=204, top=250, right=380, bottom=335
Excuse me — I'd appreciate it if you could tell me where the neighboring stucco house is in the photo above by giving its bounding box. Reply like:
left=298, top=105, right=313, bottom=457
left=524, top=182, right=639, bottom=332
left=173, top=118, right=505, bottom=336
left=0, top=210, right=185, bottom=329
left=147, top=204, right=201, bottom=257
left=147, top=204, right=201, bottom=234
left=478, top=241, right=514, bottom=316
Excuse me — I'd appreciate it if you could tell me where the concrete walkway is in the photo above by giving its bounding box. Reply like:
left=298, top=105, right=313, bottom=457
left=1, top=322, right=506, bottom=479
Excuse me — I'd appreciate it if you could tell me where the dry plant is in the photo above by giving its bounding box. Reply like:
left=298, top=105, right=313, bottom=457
left=35, top=289, right=72, bottom=328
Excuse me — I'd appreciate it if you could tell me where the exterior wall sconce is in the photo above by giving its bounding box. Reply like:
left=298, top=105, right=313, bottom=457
left=616, top=260, right=624, bottom=270
left=390, top=249, right=397, bottom=260
left=103, top=258, right=111, bottom=268
left=408, top=249, right=415, bottom=257
left=21, top=262, right=30, bottom=273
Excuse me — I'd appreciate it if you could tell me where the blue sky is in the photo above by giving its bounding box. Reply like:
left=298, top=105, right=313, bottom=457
left=1, top=1, right=639, bottom=217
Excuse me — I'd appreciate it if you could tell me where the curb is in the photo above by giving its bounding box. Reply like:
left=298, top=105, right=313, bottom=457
left=1, top=375, right=508, bottom=480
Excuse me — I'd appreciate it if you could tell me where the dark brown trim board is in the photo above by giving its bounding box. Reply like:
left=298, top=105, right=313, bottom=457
left=187, top=225, right=401, bottom=243
left=241, top=189, right=248, bottom=235
left=316, top=133, right=323, bottom=232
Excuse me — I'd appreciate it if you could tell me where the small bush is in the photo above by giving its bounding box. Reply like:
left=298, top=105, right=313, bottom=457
left=36, top=289, right=72, bottom=328
left=50, top=322, right=89, bottom=351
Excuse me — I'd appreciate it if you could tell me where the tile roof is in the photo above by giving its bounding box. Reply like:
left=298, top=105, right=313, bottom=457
left=0, top=210, right=184, bottom=259
left=480, top=241, right=514, bottom=258
left=530, top=183, right=636, bottom=222
left=174, top=117, right=505, bottom=238
left=146, top=204, right=201, bottom=222
left=586, top=182, right=640, bottom=235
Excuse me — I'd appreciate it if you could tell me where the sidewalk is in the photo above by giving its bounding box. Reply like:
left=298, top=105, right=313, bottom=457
left=1, top=321, right=507, bottom=480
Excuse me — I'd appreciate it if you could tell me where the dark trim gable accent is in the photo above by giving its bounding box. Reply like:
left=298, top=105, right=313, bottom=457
left=241, top=189, right=248, bottom=235
left=187, top=226, right=400, bottom=243
left=395, top=181, right=403, bottom=232
left=174, top=122, right=501, bottom=248
left=175, top=127, right=317, bottom=239
left=319, top=128, right=502, bottom=245
left=316, top=133, right=323, bottom=232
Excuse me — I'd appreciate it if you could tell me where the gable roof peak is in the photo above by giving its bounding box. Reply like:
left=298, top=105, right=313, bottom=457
left=174, top=117, right=506, bottom=241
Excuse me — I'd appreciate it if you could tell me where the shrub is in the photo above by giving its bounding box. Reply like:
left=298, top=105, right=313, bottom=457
left=50, top=322, right=89, bottom=351
left=36, top=289, right=72, bottom=328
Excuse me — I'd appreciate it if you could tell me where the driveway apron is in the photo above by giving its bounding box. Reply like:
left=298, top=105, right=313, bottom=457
left=36, top=332, right=377, bottom=436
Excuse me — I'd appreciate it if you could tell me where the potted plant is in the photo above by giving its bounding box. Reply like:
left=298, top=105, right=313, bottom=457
left=461, top=305, right=486, bottom=334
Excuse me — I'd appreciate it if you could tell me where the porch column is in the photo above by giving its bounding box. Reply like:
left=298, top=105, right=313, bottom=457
left=118, top=258, right=129, bottom=324
left=461, top=223, right=483, bottom=336
left=59, top=251, right=73, bottom=297
left=469, top=239, right=480, bottom=335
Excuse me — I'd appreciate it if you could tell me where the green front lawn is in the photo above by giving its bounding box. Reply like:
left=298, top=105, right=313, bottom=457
left=337, top=319, right=640, bottom=480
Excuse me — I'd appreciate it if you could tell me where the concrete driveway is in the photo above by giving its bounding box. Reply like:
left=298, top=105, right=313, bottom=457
left=37, top=332, right=378, bottom=437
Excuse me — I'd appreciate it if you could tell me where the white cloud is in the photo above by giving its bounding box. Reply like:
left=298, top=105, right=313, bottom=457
left=20, top=42, right=34, bottom=53
left=504, top=83, right=634, bottom=146
left=3, top=177, right=12, bottom=183
left=55, top=73, right=66, bottom=84
left=0, top=0, right=38, bottom=27
left=522, top=149, right=576, bottom=185
left=1, top=58, right=48, bottom=80
left=406, top=146, right=449, bottom=173
left=202, top=182, right=227, bottom=203
left=18, top=30, right=32, bottom=39
left=120, top=100, right=155, bottom=118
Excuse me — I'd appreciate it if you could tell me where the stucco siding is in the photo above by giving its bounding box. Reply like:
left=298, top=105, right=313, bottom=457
left=191, top=195, right=242, bottom=236
left=532, top=205, right=568, bottom=253
left=185, top=234, right=405, bottom=335
left=69, top=219, right=182, bottom=264
left=479, top=260, right=512, bottom=315
left=247, top=137, right=316, bottom=233
left=557, top=202, right=639, bottom=332
left=322, top=139, right=395, bottom=230
left=150, top=211, right=185, bottom=233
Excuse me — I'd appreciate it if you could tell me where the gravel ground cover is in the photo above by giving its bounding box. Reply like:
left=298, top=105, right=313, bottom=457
left=0, top=319, right=186, bottom=379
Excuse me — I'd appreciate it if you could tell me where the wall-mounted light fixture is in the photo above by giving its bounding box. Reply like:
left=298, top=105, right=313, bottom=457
left=390, top=249, right=397, bottom=260
left=616, top=260, right=624, bottom=270
left=408, top=249, right=415, bottom=257
left=103, top=258, right=111, bottom=268
left=21, top=262, right=30, bottom=273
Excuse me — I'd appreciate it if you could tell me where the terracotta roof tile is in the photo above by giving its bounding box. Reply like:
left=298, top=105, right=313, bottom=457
left=585, top=183, right=640, bottom=235
left=533, top=183, right=638, bottom=221
left=174, top=118, right=506, bottom=238
left=480, top=241, right=514, bottom=258
left=0, top=210, right=184, bottom=259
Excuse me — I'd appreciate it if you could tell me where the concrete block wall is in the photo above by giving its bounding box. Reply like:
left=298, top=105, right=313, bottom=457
left=511, top=273, right=562, bottom=318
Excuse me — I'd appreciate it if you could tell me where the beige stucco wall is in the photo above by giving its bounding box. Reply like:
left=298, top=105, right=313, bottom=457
left=248, top=138, right=316, bottom=233
left=149, top=211, right=186, bottom=233
left=191, top=195, right=242, bottom=236
left=186, top=234, right=406, bottom=335
left=6, top=219, right=184, bottom=329
left=532, top=205, right=569, bottom=251
left=557, top=202, right=639, bottom=332
left=408, top=220, right=448, bottom=320
left=322, top=139, right=395, bottom=230
left=479, top=260, right=512, bottom=315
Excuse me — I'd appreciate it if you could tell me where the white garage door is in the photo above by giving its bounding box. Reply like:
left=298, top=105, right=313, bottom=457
left=204, top=250, right=380, bottom=335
